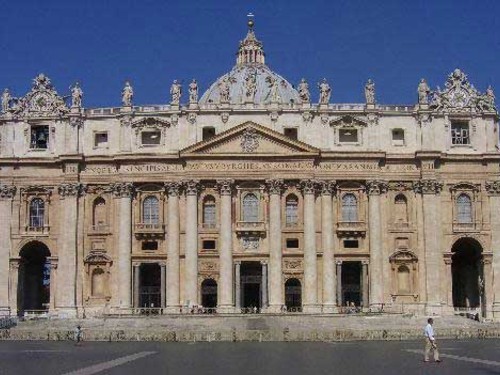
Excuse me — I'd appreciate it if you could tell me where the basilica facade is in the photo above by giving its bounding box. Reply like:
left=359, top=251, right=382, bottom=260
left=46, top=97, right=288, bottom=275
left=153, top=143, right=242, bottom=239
left=1, top=19, right=500, bottom=319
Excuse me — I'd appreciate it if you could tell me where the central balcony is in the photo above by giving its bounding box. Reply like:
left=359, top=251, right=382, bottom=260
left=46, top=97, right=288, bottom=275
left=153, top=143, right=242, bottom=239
left=336, top=221, right=366, bottom=237
left=235, top=221, right=266, bottom=236
left=134, top=223, right=165, bottom=238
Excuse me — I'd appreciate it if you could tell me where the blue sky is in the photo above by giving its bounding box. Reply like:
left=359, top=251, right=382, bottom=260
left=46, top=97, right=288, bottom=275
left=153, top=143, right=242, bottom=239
left=0, top=0, right=498, bottom=107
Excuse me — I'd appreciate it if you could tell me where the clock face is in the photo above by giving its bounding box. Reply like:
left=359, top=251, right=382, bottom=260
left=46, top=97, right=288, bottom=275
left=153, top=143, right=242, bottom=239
left=450, top=88, right=470, bottom=108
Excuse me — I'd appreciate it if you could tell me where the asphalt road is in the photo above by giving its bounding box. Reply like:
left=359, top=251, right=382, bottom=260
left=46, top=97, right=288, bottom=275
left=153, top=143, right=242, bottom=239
left=0, top=339, right=499, bottom=375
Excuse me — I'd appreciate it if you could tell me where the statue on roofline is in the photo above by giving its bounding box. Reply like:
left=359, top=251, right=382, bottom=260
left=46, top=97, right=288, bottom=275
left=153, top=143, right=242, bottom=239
left=122, top=81, right=134, bottom=106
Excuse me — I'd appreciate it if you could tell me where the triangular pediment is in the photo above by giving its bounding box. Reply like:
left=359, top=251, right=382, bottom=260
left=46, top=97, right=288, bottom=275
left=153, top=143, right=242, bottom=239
left=180, top=122, right=319, bottom=157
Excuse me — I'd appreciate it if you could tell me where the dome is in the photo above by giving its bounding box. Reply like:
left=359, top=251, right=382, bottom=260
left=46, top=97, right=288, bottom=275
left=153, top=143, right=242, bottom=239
left=199, top=17, right=300, bottom=106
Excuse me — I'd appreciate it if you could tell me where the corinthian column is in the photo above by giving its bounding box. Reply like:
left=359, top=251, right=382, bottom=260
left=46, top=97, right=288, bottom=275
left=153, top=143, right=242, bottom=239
left=0, top=185, right=16, bottom=315
left=301, top=179, right=319, bottom=313
left=486, top=181, right=500, bottom=319
left=266, top=179, right=284, bottom=313
left=184, top=180, right=200, bottom=307
left=112, top=182, right=134, bottom=309
left=415, top=179, right=443, bottom=314
left=56, top=183, right=84, bottom=317
left=217, top=179, right=234, bottom=313
left=165, top=182, right=181, bottom=312
left=367, top=180, right=387, bottom=309
left=320, top=181, right=337, bottom=313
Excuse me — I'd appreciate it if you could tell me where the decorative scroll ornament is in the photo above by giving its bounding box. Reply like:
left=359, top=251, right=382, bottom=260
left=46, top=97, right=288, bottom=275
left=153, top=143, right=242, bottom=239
left=240, top=127, right=259, bottom=152
left=187, top=112, right=197, bottom=124
left=69, top=117, right=84, bottom=128
left=0, top=184, right=16, bottom=199
left=388, top=181, right=413, bottom=191
left=184, top=180, right=201, bottom=196
left=413, top=179, right=443, bottom=194
left=84, top=250, right=112, bottom=265
left=366, top=180, right=388, bottom=195
left=8, top=74, right=68, bottom=118
left=485, top=181, right=500, bottom=195
left=242, top=236, right=259, bottom=250
left=216, top=179, right=234, bottom=196
left=429, top=69, right=496, bottom=112
left=265, top=179, right=284, bottom=195
left=220, top=112, right=230, bottom=123
left=110, top=182, right=134, bottom=197
left=58, top=183, right=86, bottom=197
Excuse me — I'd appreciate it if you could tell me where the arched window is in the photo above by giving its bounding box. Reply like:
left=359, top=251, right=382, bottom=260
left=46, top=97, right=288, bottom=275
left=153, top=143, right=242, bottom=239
left=397, top=265, right=411, bottom=293
left=29, top=198, right=45, bottom=228
left=341, top=193, right=358, bottom=222
left=143, top=196, right=159, bottom=224
left=242, top=193, right=259, bottom=222
left=394, top=194, right=408, bottom=223
left=203, top=195, right=216, bottom=228
left=92, top=197, right=106, bottom=226
left=457, top=193, right=472, bottom=223
left=91, top=268, right=106, bottom=297
left=285, top=194, right=299, bottom=226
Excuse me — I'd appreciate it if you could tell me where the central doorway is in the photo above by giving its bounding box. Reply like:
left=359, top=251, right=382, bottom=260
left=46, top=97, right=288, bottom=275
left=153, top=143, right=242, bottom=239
left=341, top=261, right=362, bottom=307
left=201, top=279, right=218, bottom=308
left=240, top=261, right=262, bottom=309
left=139, top=263, right=161, bottom=308
left=285, top=278, right=302, bottom=311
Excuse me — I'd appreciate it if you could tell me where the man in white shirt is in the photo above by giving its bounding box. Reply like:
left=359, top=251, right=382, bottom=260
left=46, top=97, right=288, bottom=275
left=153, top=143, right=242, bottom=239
left=424, top=318, right=441, bottom=362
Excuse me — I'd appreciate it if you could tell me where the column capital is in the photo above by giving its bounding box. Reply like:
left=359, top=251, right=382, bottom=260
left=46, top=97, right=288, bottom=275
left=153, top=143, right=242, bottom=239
left=9, top=258, right=21, bottom=269
left=485, top=181, right=500, bottom=196
left=366, top=180, right=388, bottom=195
left=132, top=262, right=142, bottom=267
left=319, top=180, right=336, bottom=196
left=0, top=184, right=16, bottom=200
left=110, top=182, right=135, bottom=198
left=184, top=179, right=201, bottom=196
left=361, top=260, right=370, bottom=265
left=335, top=260, right=343, bottom=265
left=216, top=179, right=234, bottom=196
left=413, top=179, right=443, bottom=195
left=58, top=183, right=87, bottom=197
left=265, top=179, right=285, bottom=195
left=159, top=261, right=167, bottom=267
left=235, top=261, right=242, bottom=265
left=300, top=179, right=318, bottom=195
left=165, top=182, right=182, bottom=197
left=260, top=260, right=268, bottom=266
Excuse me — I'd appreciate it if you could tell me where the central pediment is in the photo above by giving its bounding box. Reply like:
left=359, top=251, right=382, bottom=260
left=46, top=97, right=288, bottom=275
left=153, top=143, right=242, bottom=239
left=180, top=122, right=320, bottom=157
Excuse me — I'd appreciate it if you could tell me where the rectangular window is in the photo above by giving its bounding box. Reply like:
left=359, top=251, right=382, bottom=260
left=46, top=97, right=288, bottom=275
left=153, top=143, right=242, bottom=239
left=391, top=129, right=405, bottom=146
left=451, top=121, right=470, bottom=145
left=142, top=241, right=158, bottom=251
left=202, top=240, right=216, bottom=250
left=284, top=128, right=298, bottom=140
left=339, top=128, right=358, bottom=143
left=202, top=127, right=216, bottom=141
left=30, top=126, right=49, bottom=149
left=286, top=238, right=299, bottom=249
left=94, top=132, right=108, bottom=148
left=343, top=240, right=359, bottom=248
left=141, top=131, right=161, bottom=146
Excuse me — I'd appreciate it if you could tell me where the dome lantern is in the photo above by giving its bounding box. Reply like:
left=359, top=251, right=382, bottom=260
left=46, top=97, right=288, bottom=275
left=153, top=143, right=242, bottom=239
left=236, top=14, right=265, bottom=66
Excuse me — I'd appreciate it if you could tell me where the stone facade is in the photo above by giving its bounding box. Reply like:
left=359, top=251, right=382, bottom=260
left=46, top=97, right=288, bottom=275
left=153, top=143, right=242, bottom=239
left=1, top=19, right=500, bottom=319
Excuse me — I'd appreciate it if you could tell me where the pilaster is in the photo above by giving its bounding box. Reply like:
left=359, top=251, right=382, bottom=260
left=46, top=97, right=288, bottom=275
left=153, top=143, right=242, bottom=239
left=165, top=182, right=181, bottom=312
left=0, top=185, right=15, bottom=315
left=486, top=181, right=500, bottom=319
left=320, top=180, right=337, bottom=313
left=184, top=180, right=200, bottom=306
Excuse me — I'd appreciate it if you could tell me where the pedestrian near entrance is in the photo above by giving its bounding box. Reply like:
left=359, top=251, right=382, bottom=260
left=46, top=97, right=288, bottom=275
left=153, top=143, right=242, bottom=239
left=74, top=325, right=83, bottom=346
left=424, top=318, right=441, bottom=362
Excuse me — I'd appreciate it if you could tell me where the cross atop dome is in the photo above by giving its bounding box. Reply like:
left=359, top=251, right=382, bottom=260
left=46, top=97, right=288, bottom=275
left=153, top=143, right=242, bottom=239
left=236, top=14, right=266, bottom=66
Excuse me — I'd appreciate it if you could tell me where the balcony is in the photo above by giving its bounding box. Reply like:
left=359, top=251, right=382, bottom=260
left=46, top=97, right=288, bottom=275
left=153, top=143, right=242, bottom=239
left=452, top=221, right=479, bottom=233
left=200, top=222, right=218, bottom=232
left=134, top=222, right=165, bottom=238
left=235, top=221, right=266, bottom=236
left=88, top=224, right=111, bottom=235
left=336, top=221, right=366, bottom=237
left=23, top=225, right=50, bottom=236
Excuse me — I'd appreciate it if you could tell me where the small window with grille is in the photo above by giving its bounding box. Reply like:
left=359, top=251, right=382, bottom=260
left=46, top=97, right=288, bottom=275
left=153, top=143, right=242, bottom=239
left=451, top=121, right=470, bottom=145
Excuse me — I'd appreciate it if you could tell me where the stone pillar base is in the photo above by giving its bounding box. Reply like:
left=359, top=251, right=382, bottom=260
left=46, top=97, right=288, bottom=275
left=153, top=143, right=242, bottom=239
left=302, top=304, right=321, bottom=314
left=165, top=306, right=181, bottom=314
left=322, top=304, right=338, bottom=314
left=0, top=307, right=11, bottom=317
left=217, top=305, right=236, bottom=314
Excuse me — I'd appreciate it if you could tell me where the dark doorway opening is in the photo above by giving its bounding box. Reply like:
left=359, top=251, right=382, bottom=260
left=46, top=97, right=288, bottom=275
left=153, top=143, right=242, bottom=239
left=285, top=278, right=302, bottom=311
left=240, top=261, right=262, bottom=309
left=139, top=263, right=161, bottom=308
left=18, top=241, right=51, bottom=315
left=201, top=278, right=217, bottom=308
left=341, top=261, right=362, bottom=307
left=451, top=238, right=483, bottom=310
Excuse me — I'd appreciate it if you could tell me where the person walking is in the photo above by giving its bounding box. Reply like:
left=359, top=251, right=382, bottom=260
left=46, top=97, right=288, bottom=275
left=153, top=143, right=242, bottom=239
left=424, top=318, right=441, bottom=363
left=74, top=325, right=83, bottom=346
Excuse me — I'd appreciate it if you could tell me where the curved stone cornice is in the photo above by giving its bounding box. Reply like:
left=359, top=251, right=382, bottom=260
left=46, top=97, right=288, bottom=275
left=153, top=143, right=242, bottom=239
left=485, top=181, right=500, bottom=196
left=58, top=183, right=86, bottom=197
left=184, top=180, right=201, bottom=196
left=318, top=180, right=336, bottom=196
left=366, top=180, right=388, bottom=195
left=216, top=179, right=234, bottom=196
left=165, top=182, right=182, bottom=197
left=265, top=179, right=285, bottom=195
left=0, top=184, right=16, bottom=199
left=413, top=179, right=443, bottom=195
left=110, top=182, right=135, bottom=198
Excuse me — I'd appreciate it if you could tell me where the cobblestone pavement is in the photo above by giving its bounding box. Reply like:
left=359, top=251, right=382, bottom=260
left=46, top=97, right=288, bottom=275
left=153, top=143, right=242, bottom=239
left=1, top=339, right=500, bottom=374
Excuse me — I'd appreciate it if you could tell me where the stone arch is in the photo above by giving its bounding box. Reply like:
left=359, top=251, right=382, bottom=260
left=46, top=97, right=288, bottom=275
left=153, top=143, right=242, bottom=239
left=394, top=193, right=408, bottom=223
left=92, top=196, right=107, bottom=227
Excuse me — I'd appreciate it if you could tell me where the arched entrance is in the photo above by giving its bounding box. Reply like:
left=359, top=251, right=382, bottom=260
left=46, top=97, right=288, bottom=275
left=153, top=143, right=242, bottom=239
left=285, top=278, right=302, bottom=311
left=201, top=279, right=217, bottom=308
left=18, top=241, right=51, bottom=315
left=451, top=238, right=483, bottom=311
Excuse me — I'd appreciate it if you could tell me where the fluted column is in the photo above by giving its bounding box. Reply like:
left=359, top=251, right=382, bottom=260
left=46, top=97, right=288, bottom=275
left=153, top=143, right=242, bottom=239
left=486, top=181, right=500, bottom=319
left=320, top=181, right=336, bottom=313
left=261, top=261, right=268, bottom=309
left=367, top=180, right=387, bottom=308
left=235, top=261, right=241, bottom=310
left=133, top=263, right=140, bottom=308
left=301, top=179, right=319, bottom=313
left=8, top=259, right=20, bottom=316
left=56, top=183, right=84, bottom=316
left=266, top=179, right=284, bottom=313
left=0, top=185, right=16, bottom=315
left=415, top=179, right=443, bottom=314
left=361, top=260, right=369, bottom=309
left=111, top=183, right=134, bottom=309
left=184, top=180, right=200, bottom=306
left=217, top=180, right=234, bottom=313
left=165, top=182, right=181, bottom=312
left=336, top=261, right=343, bottom=307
